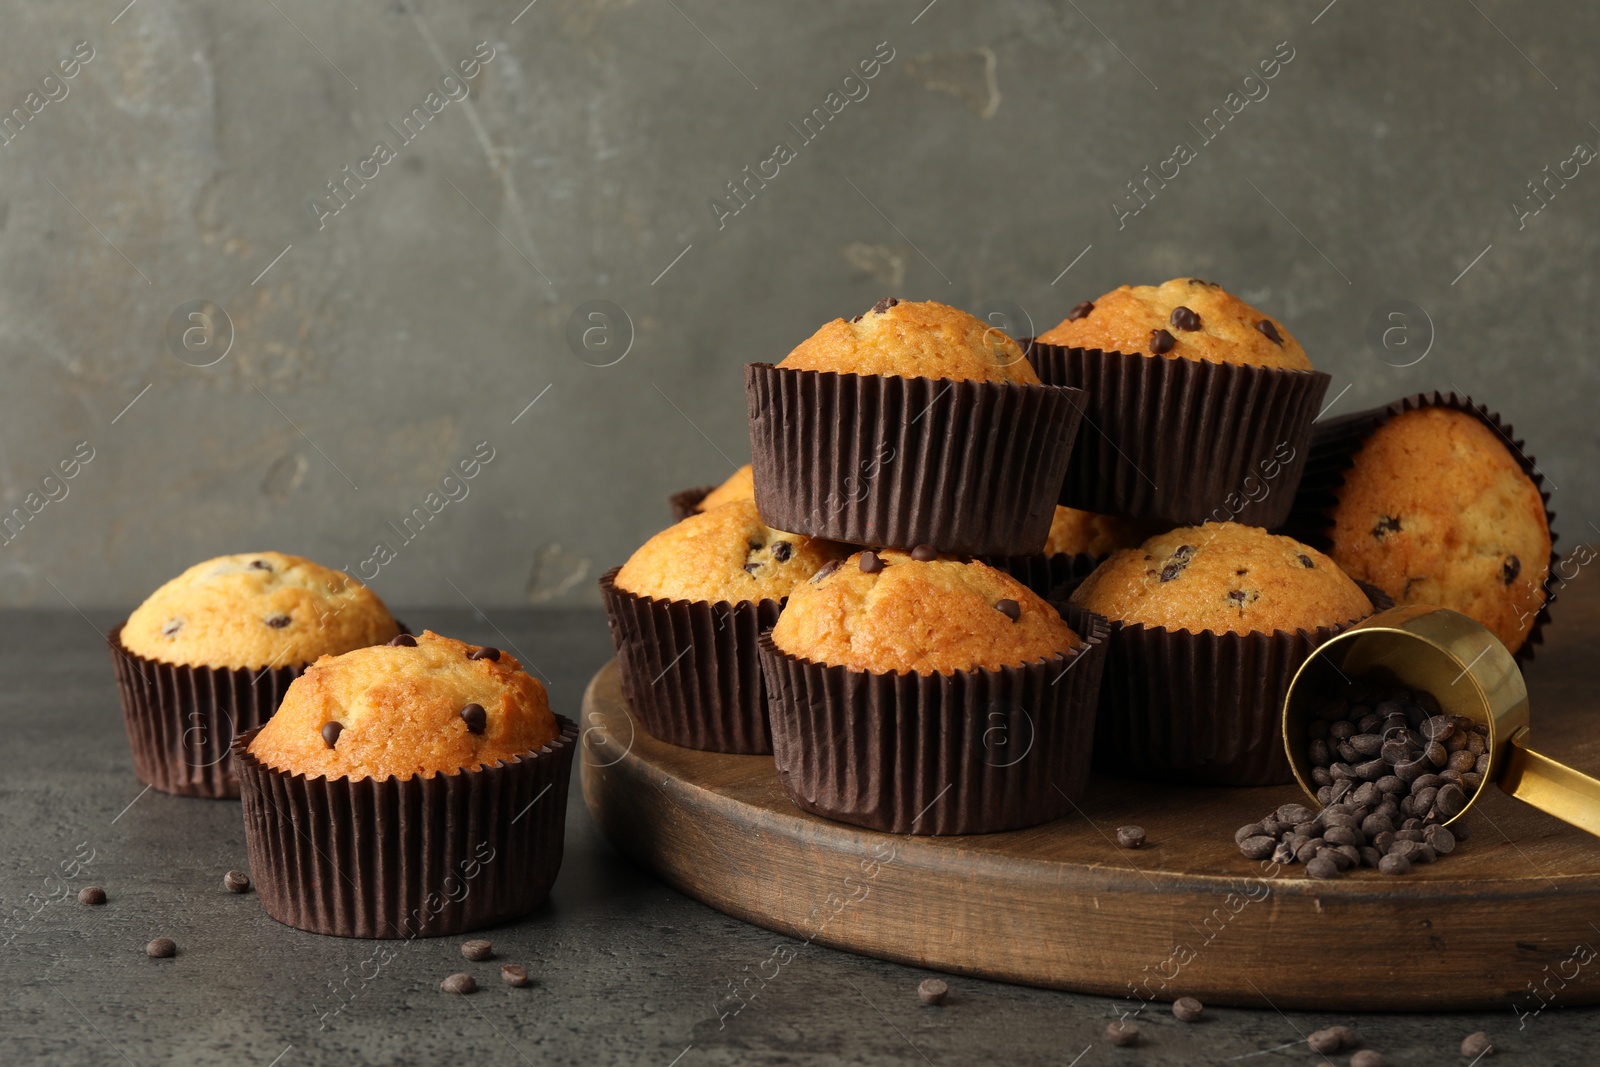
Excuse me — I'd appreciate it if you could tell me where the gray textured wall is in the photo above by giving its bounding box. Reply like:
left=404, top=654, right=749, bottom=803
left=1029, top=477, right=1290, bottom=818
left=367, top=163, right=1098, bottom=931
left=1, top=0, right=1594, bottom=610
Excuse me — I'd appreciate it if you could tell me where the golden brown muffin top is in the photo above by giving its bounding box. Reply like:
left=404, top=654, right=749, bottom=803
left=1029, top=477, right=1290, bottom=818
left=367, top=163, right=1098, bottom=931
left=122, top=552, right=400, bottom=670
left=1327, top=406, right=1551, bottom=651
left=615, top=499, right=846, bottom=604
left=778, top=298, right=1040, bottom=384
left=771, top=550, right=1080, bottom=674
left=1037, top=278, right=1312, bottom=371
left=697, top=464, right=755, bottom=511
left=1070, top=522, right=1371, bottom=635
left=247, top=630, right=559, bottom=781
left=1042, top=506, right=1159, bottom=558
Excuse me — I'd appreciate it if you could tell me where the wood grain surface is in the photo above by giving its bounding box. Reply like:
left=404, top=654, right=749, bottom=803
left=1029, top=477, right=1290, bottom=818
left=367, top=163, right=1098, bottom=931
left=581, top=580, right=1600, bottom=1010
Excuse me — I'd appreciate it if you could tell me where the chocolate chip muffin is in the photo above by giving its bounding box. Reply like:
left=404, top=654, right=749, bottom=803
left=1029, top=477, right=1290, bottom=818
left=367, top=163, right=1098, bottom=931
left=122, top=552, right=399, bottom=669
left=615, top=499, right=844, bottom=604
left=1038, top=278, right=1311, bottom=371
left=772, top=550, right=1080, bottom=674
left=778, top=298, right=1039, bottom=384
left=1324, top=407, right=1551, bottom=651
left=247, top=631, right=558, bottom=781
left=696, top=464, right=755, bottom=512
left=1071, top=522, right=1370, bottom=635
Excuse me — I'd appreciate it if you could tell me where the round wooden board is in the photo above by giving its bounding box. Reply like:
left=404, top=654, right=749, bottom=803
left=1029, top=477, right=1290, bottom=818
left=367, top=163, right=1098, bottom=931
left=581, top=581, right=1600, bottom=1010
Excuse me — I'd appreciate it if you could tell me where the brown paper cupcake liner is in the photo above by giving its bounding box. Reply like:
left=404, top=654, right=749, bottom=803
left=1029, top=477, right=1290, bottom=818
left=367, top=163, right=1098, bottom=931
left=761, top=604, right=1110, bottom=836
left=234, top=716, right=578, bottom=939
left=745, top=363, right=1085, bottom=556
left=1022, top=341, right=1330, bottom=528
left=668, top=486, right=712, bottom=523
left=982, top=552, right=1105, bottom=601
left=1280, top=391, right=1558, bottom=663
left=599, top=567, right=780, bottom=754
left=1080, top=583, right=1392, bottom=787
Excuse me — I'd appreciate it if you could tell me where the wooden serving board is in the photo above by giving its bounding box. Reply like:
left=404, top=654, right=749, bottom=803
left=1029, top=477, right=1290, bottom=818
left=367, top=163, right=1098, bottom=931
left=581, top=579, right=1600, bottom=1010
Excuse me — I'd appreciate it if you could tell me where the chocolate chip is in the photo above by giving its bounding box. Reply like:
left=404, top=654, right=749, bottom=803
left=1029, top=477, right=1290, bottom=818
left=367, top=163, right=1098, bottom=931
left=1299, top=554, right=1315, bottom=568
left=1174, top=544, right=1195, bottom=559
left=1502, top=555, right=1521, bottom=584
left=1172, top=996, right=1204, bottom=1022
left=1460, top=1031, right=1494, bottom=1058
left=468, top=647, right=500, bottom=661
left=440, top=973, right=477, bottom=995
left=461, top=939, right=493, bottom=961
left=1378, top=852, right=1411, bottom=875
left=321, top=721, right=343, bottom=748
left=744, top=563, right=760, bottom=575
left=1066, top=301, right=1093, bottom=321
left=859, top=551, right=884, bottom=574
left=1189, top=278, right=1220, bottom=287
left=771, top=541, right=792, bottom=562
left=1372, top=515, right=1402, bottom=538
left=1226, top=589, right=1247, bottom=606
left=223, top=871, right=251, bottom=894
left=1256, top=319, right=1283, bottom=345
left=1159, top=563, right=1181, bottom=581
left=1148, top=328, right=1176, bottom=355
left=1308, top=1028, right=1343, bottom=1053
left=501, top=963, right=531, bottom=987
left=1106, top=1021, right=1139, bottom=1047
left=871, top=297, right=899, bottom=314
left=995, top=598, right=1021, bottom=622
left=1306, top=855, right=1341, bottom=879
left=1238, top=835, right=1276, bottom=860
left=1116, top=825, right=1146, bottom=849
left=390, top=633, right=416, bottom=646
left=78, top=886, right=106, bottom=906
left=460, top=703, right=487, bottom=735
left=910, top=545, right=937, bottom=562
left=250, top=559, right=272, bottom=570
left=146, top=937, right=177, bottom=959
left=265, top=614, right=291, bottom=629
left=161, top=619, right=182, bottom=637
left=917, top=978, right=948, bottom=1005
left=812, top=560, right=841, bottom=583
left=1169, top=306, right=1201, bottom=331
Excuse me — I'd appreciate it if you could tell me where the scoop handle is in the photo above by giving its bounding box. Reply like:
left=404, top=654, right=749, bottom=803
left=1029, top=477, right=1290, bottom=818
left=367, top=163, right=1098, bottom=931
left=1499, top=727, right=1600, bottom=838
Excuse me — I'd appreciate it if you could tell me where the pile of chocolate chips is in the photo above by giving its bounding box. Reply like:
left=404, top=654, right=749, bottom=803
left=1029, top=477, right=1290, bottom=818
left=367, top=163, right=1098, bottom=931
left=1235, top=682, right=1477, bottom=878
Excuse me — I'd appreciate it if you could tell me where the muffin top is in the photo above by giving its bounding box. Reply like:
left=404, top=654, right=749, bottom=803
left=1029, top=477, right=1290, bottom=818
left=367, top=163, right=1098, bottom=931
left=1070, top=522, right=1371, bottom=635
left=122, top=552, right=400, bottom=670
left=771, top=550, right=1080, bottom=674
left=1042, top=506, right=1158, bottom=558
left=247, top=631, right=559, bottom=781
left=615, top=499, right=846, bottom=604
left=778, top=298, right=1040, bottom=384
left=697, top=464, right=755, bottom=511
left=1327, top=406, right=1551, bottom=651
left=1037, top=278, right=1312, bottom=371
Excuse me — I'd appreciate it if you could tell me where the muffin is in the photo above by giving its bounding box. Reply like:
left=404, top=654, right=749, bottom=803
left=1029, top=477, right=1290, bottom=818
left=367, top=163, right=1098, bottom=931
left=601, top=500, right=846, bottom=753
left=762, top=550, right=1110, bottom=835
left=235, top=631, right=577, bottom=938
left=986, top=506, right=1158, bottom=599
left=668, top=464, right=755, bottom=522
left=746, top=298, right=1084, bottom=555
left=108, top=552, right=402, bottom=798
left=1027, top=278, right=1330, bottom=527
left=1286, top=395, right=1555, bottom=656
left=1069, top=522, right=1381, bottom=786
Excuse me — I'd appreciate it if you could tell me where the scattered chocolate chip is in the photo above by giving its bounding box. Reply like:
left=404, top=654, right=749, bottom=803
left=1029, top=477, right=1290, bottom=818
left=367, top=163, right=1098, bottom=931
left=851, top=314, right=863, bottom=323
left=1159, top=563, right=1182, bottom=582
left=1460, top=1031, right=1494, bottom=1058
left=161, top=619, right=182, bottom=637
left=1372, top=515, right=1402, bottom=539
left=460, top=703, right=487, bottom=735
left=1066, top=301, right=1093, bottom=321
left=1116, top=825, right=1146, bottom=849
left=501, top=963, right=531, bottom=987
left=1351, top=1051, right=1388, bottom=1067
left=1172, top=996, right=1204, bottom=1022
left=995, top=598, right=1021, bottom=622
left=146, top=937, right=177, bottom=959
left=321, top=721, right=343, bottom=748
left=812, top=560, right=841, bottom=583
left=1106, top=1021, right=1139, bottom=1047
left=390, top=633, right=417, bottom=647
left=1149, top=328, right=1176, bottom=355
left=1502, top=556, right=1521, bottom=585
left=250, top=559, right=272, bottom=570
left=265, top=614, right=291, bottom=629
left=1299, top=554, right=1315, bottom=569
left=859, top=551, right=884, bottom=574
left=871, top=297, right=899, bottom=314
left=468, top=647, right=500, bottom=662
left=1170, top=306, right=1201, bottom=331
left=1226, top=590, right=1247, bottom=607
left=1256, top=319, right=1283, bottom=345
left=223, top=871, right=251, bottom=894
left=440, top=973, right=477, bottom=995
left=910, top=545, right=937, bottom=562
left=771, top=541, right=792, bottom=562
left=917, top=978, right=948, bottom=1005
left=78, top=886, right=106, bottom=906
left=461, top=939, right=493, bottom=961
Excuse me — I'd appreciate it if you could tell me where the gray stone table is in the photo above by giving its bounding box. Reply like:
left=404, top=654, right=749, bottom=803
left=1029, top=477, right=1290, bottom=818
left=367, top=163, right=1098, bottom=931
left=5, top=608, right=1597, bottom=1065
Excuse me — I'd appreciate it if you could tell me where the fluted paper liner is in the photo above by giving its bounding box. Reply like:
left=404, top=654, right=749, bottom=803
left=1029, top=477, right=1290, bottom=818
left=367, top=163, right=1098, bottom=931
left=669, top=486, right=712, bottom=523
left=1022, top=341, right=1330, bottom=528
left=762, top=604, right=1110, bottom=836
left=1077, top=583, right=1392, bottom=787
left=983, top=552, right=1104, bottom=601
left=234, top=716, right=577, bottom=939
left=1281, top=390, right=1558, bottom=663
left=745, top=363, right=1085, bottom=556
left=599, top=567, right=780, bottom=754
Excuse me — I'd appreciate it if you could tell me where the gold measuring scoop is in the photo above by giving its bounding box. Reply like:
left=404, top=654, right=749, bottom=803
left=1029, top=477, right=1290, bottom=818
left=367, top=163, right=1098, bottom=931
left=1283, top=604, right=1600, bottom=836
